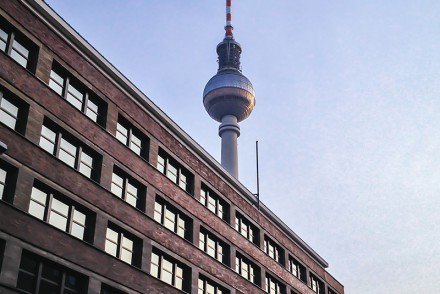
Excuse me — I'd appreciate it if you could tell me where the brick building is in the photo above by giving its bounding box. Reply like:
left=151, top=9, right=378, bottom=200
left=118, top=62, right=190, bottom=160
left=0, top=0, right=344, bottom=293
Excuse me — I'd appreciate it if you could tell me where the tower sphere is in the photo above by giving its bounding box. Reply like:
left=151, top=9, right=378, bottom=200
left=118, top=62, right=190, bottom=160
left=203, top=69, right=256, bottom=123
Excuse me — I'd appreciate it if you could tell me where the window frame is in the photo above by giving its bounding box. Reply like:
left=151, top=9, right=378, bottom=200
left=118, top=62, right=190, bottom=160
left=111, top=166, right=146, bottom=211
left=199, top=228, right=229, bottom=265
left=264, top=235, right=285, bottom=265
left=48, top=61, right=107, bottom=126
left=116, top=115, right=149, bottom=159
left=200, top=184, right=229, bottom=221
left=0, top=16, right=38, bottom=72
left=157, top=148, right=194, bottom=194
left=39, top=119, right=101, bottom=181
left=198, top=275, right=229, bottom=294
left=153, top=196, right=192, bottom=241
left=150, top=249, right=190, bottom=292
left=104, top=224, right=140, bottom=267
left=235, top=252, right=260, bottom=286
left=17, top=250, right=87, bottom=294
left=309, top=273, right=324, bottom=294
left=288, top=255, right=307, bottom=283
left=234, top=212, right=259, bottom=245
left=0, top=159, right=18, bottom=203
left=0, top=88, right=28, bottom=134
left=265, top=273, right=286, bottom=294
left=28, top=181, right=93, bottom=242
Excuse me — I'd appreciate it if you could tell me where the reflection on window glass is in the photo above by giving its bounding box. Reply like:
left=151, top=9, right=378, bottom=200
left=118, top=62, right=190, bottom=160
left=29, top=184, right=89, bottom=242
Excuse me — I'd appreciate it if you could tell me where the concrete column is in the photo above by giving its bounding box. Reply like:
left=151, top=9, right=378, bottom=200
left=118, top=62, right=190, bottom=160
left=219, top=115, right=240, bottom=178
left=0, top=240, right=22, bottom=287
left=12, top=167, right=34, bottom=211
left=93, top=214, right=108, bottom=249
left=87, top=277, right=101, bottom=294
left=142, top=240, right=153, bottom=273
left=190, top=267, right=200, bottom=294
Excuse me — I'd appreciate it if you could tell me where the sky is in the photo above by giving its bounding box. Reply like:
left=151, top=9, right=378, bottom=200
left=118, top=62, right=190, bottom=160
left=44, top=1, right=440, bottom=293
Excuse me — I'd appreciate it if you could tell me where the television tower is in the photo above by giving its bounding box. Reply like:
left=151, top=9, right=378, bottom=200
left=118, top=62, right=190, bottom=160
left=203, top=0, right=256, bottom=178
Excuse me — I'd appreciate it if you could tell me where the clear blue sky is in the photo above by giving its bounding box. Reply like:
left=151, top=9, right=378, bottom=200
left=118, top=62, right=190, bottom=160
left=45, top=1, right=440, bottom=293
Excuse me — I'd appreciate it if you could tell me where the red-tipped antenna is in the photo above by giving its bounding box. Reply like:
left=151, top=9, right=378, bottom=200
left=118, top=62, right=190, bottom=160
left=225, top=0, right=233, bottom=37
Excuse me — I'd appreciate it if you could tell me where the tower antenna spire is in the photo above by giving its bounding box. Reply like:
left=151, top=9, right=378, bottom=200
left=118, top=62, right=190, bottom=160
left=225, top=0, right=233, bottom=38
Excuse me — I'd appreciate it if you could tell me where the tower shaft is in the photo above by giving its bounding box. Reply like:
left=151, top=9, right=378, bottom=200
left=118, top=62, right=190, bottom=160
left=219, top=115, right=240, bottom=178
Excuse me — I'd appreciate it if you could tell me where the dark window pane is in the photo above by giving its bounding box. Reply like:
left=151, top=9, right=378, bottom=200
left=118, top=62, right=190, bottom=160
left=17, top=272, right=36, bottom=293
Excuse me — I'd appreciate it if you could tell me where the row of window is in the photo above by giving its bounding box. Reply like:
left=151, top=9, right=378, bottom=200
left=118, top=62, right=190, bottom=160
left=3, top=241, right=337, bottom=294
left=2, top=157, right=326, bottom=293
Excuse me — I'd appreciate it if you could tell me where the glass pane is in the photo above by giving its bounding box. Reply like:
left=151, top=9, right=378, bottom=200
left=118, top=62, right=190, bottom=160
left=17, top=272, right=36, bottom=292
left=30, top=187, right=47, bottom=204
left=65, top=273, right=80, bottom=289
left=49, top=211, right=68, bottom=231
left=86, top=99, right=99, bottom=122
left=0, top=28, right=7, bottom=51
left=157, top=155, right=165, bottom=173
left=105, top=240, right=118, bottom=257
left=120, top=248, right=132, bottom=264
left=71, top=222, right=85, bottom=239
left=80, top=152, right=93, bottom=166
left=11, top=44, right=28, bottom=68
left=73, top=210, right=86, bottom=225
left=49, top=70, right=64, bottom=95
left=150, top=262, right=159, bottom=278
left=0, top=110, right=16, bottom=129
left=106, top=228, right=118, bottom=242
left=40, top=126, right=56, bottom=154
left=79, top=163, right=92, bottom=178
left=42, top=263, right=61, bottom=281
left=126, top=193, right=137, bottom=207
left=116, top=123, right=128, bottom=144
left=153, top=202, right=163, bottom=223
left=29, top=200, right=46, bottom=220
left=39, top=280, right=59, bottom=294
left=66, top=84, right=83, bottom=110
left=161, top=259, right=173, bottom=285
left=1, top=96, right=19, bottom=117
left=51, top=198, right=69, bottom=216
left=19, top=253, right=38, bottom=272
left=122, top=237, right=133, bottom=250
left=167, top=164, right=177, bottom=182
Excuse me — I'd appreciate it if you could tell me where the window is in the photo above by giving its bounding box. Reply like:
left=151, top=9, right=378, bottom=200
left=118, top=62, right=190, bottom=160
left=327, top=288, right=337, bottom=294
left=150, top=249, right=190, bottom=292
left=39, top=120, right=101, bottom=181
left=154, top=196, right=192, bottom=241
left=198, top=275, right=229, bottom=294
left=28, top=182, right=93, bottom=242
left=48, top=62, right=106, bottom=126
left=265, top=274, right=285, bottom=294
left=235, top=253, right=260, bottom=286
left=116, top=116, right=149, bottom=158
left=17, top=250, right=87, bottom=294
left=200, top=184, right=229, bottom=221
left=0, top=89, right=28, bottom=133
left=111, top=167, right=145, bottom=210
left=0, top=16, right=37, bottom=71
left=310, top=273, right=324, bottom=294
left=157, top=148, right=193, bottom=194
left=264, top=235, right=285, bottom=265
left=0, top=160, right=17, bottom=203
left=105, top=225, right=140, bottom=267
left=101, top=284, right=126, bottom=294
left=199, top=228, right=228, bottom=265
left=288, top=256, right=306, bottom=283
left=235, top=212, right=259, bottom=245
